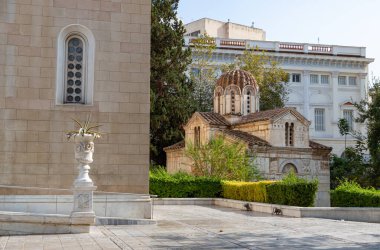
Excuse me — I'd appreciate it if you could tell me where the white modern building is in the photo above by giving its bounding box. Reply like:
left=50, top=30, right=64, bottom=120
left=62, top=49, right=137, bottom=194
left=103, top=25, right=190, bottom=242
left=185, top=18, right=374, bottom=155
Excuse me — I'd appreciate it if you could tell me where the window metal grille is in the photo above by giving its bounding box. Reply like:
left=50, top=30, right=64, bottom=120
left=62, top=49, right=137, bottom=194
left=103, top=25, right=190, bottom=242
left=64, top=37, right=84, bottom=104
left=338, top=76, right=346, bottom=85
left=321, top=75, right=329, bottom=84
left=348, top=76, right=357, bottom=86
left=343, top=110, right=354, bottom=131
left=310, top=74, right=319, bottom=84
left=315, top=108, right=325, bottom=131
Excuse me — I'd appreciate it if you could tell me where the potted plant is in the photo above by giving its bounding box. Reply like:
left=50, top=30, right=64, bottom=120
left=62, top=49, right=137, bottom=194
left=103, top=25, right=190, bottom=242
left=66, top=115, right=101, bottom=187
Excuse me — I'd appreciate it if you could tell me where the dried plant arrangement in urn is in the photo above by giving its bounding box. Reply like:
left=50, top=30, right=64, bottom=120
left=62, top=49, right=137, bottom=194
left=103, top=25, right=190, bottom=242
left=66, top=114, right=102, bottom=187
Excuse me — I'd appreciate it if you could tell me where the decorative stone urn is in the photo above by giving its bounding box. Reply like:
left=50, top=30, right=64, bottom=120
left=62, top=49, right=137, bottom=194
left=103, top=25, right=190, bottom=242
left=74, top=134, right=95, bottom=187
left=71, top=133, right=97, bottom=218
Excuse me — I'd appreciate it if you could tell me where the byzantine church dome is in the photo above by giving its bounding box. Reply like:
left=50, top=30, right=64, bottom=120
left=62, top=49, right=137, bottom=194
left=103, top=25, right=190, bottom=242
left=216, top=69, right=258, bottom=90
left=214, top=69, right=259, bottom=116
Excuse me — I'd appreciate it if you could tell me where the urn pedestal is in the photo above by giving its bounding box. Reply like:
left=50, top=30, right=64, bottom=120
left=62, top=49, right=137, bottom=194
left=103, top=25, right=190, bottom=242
left=71, top=134, right=97, bottom=218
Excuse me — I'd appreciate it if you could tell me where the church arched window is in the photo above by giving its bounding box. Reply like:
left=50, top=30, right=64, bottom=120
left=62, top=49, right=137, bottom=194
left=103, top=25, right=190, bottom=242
left=285, top=122, right=289, bottom=146
left=217, top=92, right=221, bottom=113
left=246, top=90, right=251, bottom=114
left=56, top=24, right=95, bottom=105
left=231, top=90, right=235, bottom=113
left=289, top=123, right=294, bottom=146
left=194, top=126, right=200, bottom=147
left=285, top=122, right=294, bottom=146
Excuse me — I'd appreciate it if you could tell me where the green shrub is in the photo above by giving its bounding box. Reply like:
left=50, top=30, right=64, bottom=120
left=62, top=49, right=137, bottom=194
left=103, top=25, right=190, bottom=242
left=185, top=136, right=262, bottom=181
left=221, top=181, right=274, bottom=202
left=150, top=169, right=319, bottom=207
left=266, top=172, right=318, bottom=207
left=149, top=168, right=222, bottom=198
left=331, top=180, right=380, bottom=207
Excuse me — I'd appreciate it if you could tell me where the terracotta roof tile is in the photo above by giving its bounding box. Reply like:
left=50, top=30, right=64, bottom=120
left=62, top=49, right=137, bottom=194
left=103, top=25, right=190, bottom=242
left=220, top=129, right=270, bottom=147
left=309, top=140, right=332, bottom=150
left=198, top=112, right=230, bottom=126
left=235, top=107, right=308, bottom=125
left=216, top=69, right=258, bottom=91
left=163, top=140, right=185, bottom=151
left=237, top=108, right=289, bottom=124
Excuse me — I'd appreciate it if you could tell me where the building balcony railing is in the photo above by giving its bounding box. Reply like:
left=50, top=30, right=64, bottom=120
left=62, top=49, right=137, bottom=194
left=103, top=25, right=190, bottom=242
left=185, top=37, right=366, bottom=57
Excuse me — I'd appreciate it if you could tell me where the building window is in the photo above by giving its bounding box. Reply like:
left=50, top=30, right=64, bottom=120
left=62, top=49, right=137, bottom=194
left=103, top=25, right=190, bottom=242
left=292, top=74, right=301, bottom=83
left=285, top=122, right=294, bottom=146
left=315, top=108, right=325, bottom=131
left=321, top=75, right=329, bottom=84
left=231, top=91, right=235, bottom=113
left=217, top=93, right=221, bottom=113
left=349, top=76, right=357, bottom=86
left=343, top=110, right=354, bottom=131
left=246, top=91, right=251, bottom=113
left=56, top=24, right=95, bottom=105
left=338, top=76, right=346, bottom=85
left=310, top=74, right=319, bottom=84
left=194, top=126, right=200, bottom=147
left=65, top=37, right=84, bottom=103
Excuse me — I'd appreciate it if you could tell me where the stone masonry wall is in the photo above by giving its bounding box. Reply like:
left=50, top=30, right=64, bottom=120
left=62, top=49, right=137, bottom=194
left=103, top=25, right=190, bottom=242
left=0, top=0, right=150, bottom=194
left=254, top=148, right=330, bottom=207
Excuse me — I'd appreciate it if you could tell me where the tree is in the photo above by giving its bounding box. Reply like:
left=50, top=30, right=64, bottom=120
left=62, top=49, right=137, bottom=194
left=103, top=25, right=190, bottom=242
left=185, top=136, right=261, bottom=181
left=222, top=49, right=289, bottom=111
left=330, top=147, right=371, bottom=189
left=189, top=34, right=217, bottom=112
left=355, top=81, right=380, bottom=187
left=338, top=118, right=350, bottom=151
left=151, top=0, right=196, bottom=165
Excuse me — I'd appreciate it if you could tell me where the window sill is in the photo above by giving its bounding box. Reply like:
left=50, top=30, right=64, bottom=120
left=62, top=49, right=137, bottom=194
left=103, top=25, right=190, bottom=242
left=55, top=103, right=93, bottom=106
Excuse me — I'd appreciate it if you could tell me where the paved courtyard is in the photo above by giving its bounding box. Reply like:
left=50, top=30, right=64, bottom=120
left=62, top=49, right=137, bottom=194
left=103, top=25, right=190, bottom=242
left=0, top=205, right=379, bottom=249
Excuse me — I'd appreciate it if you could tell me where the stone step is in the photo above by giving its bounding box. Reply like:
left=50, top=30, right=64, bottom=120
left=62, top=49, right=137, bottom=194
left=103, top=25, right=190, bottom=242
left=96, top=216, right=156, bottom=225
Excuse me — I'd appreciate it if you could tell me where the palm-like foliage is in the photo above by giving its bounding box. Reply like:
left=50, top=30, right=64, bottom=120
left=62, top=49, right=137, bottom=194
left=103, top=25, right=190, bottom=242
left=66, top=114, right=102, bottom=140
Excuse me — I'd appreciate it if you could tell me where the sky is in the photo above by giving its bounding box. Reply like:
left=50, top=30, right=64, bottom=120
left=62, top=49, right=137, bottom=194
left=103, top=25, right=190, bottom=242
left=178, top=0, right=380, bottom=79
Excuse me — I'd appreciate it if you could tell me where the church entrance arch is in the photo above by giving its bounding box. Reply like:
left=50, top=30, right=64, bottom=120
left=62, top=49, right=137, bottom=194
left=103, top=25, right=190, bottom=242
left=282, top=163, right=298, bottom=174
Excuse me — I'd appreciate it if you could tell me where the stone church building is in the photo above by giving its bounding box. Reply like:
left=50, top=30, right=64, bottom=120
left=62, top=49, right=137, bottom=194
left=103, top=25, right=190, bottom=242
left=0, top=1, right=150, bottom=194
left=165, top=69, right=332, bottom=206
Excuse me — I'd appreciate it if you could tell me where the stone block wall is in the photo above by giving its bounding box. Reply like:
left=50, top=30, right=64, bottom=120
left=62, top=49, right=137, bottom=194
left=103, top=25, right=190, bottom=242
left=255, top=147, right=331, bottom=207
left=0, top=0, right=150, bottom=194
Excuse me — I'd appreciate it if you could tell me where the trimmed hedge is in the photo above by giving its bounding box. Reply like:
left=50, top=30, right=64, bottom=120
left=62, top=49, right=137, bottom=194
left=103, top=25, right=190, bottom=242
left=149, top=170, right=222, bottom=198
left=331, top=180, right=380, bottom=207
left=150, top=169, right=318, bottom=207
left=266, top=182, right=318, bottom=207
left=222, top=181, right=274, bottom=203
left=222, top=180, right=318, bottom=207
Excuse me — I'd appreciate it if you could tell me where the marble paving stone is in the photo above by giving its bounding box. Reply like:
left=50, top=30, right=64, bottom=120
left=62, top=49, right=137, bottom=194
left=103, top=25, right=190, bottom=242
left=1, top=205, right=380, bottom=249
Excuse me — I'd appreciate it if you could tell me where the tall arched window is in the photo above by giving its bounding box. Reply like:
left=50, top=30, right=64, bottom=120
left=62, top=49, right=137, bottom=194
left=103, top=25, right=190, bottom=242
left=231, top=91, right=235, bottom=113
left=65, top=36, right=85, bottom=103
left=246, top=90, right=251, bottom=114
left=289, top=123, right=294, bottom=146
left=285, top=122, right=294, bottom=146
left=217, top=93, right=221, bottom=113
left=56, top=24, right=95, bottom=105
left=285, top=122, right=289, bottom=146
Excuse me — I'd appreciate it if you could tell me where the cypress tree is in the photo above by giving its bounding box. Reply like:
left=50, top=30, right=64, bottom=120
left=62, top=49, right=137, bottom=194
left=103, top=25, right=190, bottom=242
left=150, top=0, right=195, bottom=165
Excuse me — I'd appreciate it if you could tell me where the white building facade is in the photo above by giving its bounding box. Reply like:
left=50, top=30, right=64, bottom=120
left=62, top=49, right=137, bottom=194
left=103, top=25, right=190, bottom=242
left=185, top=19, right=374, bottom=155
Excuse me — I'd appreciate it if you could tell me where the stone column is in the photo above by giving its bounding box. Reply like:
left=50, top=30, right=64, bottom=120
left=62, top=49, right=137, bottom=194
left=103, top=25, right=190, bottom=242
left=71, top=134, right=96, bottom=219
left=358, top=73, right=367, bottom=101
left=331, top=72, right=340, bottom=137
left=302, top=70, right=310, bottom=119
left=358, top=73, right=368, bottom=135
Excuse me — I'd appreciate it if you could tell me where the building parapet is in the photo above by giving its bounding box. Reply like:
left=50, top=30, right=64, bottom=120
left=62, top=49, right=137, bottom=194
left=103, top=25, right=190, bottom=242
left=185, top=37, right=367, bottom=58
